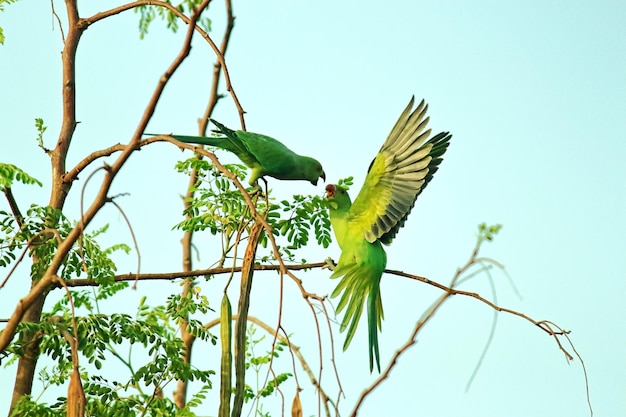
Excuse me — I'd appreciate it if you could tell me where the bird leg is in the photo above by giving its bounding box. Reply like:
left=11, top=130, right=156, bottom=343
left=248, top=177, right=269, bottom=199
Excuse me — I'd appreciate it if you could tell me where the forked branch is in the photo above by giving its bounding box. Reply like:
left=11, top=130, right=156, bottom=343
left=0, top=0, right=212, bottom=354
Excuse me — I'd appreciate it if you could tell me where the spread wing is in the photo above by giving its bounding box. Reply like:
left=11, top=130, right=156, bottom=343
left=349, top=96, right=452, bottom=244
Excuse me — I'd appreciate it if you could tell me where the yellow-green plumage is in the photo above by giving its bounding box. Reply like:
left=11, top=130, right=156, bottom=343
left=326, top=96, right=451, bottom=372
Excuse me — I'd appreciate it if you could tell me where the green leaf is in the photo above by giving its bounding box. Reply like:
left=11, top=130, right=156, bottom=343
left=136, top=2, right=212, bottom=39
left=0, top=163, right=43, bottom=190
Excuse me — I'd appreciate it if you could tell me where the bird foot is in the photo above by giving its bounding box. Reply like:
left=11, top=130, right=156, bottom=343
left=248, top=187, right=264, bottom=198
left=322, top=257, right=336, bottom=271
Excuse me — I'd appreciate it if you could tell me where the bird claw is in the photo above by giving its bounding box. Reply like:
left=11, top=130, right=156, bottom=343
left=322, top=257, right=336, bottom=271
left=247, top=177, right=268, bottom=199
left=249, top=187, right=263, bottom=198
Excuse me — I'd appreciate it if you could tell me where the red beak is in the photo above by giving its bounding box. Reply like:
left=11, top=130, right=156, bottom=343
left=325, top=183, right=335, bottom=198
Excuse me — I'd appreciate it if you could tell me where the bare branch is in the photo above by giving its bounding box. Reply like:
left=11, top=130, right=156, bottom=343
left=64, top=137, right=166, bottom=184
left=82, top=0, right=246, bottom=127
left=61, top=262, right=327, bottom=287
left=200, top=0, right=237, bottom=130
left=83, top=0, right=184, bottom=26
left=173, top=0, right=238, bottom=396
left=108, top=199, right=142, bottom=289
left=558, top=326, right=593, bottom=416
left=2, top=187, right=23, bottom=227
left=49, top=0, right=66, bottom=42
left=398, top=270, right=572, bottom=341
left=349, top=238, right=580, bottom=416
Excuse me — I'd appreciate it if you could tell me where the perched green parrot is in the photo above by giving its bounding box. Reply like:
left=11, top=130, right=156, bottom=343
left=149, top=119, right=325, bottom=187
left=325, top=96, right=451, bottom=372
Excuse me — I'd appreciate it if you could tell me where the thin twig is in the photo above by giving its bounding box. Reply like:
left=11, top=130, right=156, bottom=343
left=2, top=187, right=24, bottom=227
left=200, top=0, right=238, bottom=128
left=49, top=0, right=66, bottom=42
left=108, top=199, right=142, bottom=289
left=83, top=0, right=246, bottom=126
left=559, top=329, right=593, bottom=416
left=319, top=300, right=343, bottom=414
left=1, top=228, right=63, bottom=289
left=78, top=166, right=109, bottom=277
left=465, top=261, right=498, bottom=392
left=64, top=137, right=164, bottom=184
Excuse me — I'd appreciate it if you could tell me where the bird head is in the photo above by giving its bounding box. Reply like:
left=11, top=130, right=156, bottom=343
left=309, top=160, right=326, bottom=186
left=325, top=183, right=351, bottom=210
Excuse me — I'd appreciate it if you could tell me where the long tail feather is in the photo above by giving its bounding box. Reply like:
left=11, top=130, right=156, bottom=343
left=333, top=263, right=384, bottom=373
left=209, top=119, right=249, bottom=157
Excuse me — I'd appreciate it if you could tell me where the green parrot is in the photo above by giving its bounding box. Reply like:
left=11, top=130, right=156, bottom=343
left=325, top=96, right=451, bottom=372
left=149, top=119, right=325, bottom=187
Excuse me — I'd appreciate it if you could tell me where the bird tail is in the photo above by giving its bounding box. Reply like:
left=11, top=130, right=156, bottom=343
left=143, top=132, right=219, bottom=146
left=367, top=281, right=383, bottom=373
left=156, top=134, right=223, bottom=147
left=209, top=119, right=249, bottom=156
left=146, top=120, right=249, bottom=154
left=331, top=264, right=384, bottom=373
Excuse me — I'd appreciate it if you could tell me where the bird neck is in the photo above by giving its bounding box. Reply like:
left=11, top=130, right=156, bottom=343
left=329, top=205, right=350, bottom=248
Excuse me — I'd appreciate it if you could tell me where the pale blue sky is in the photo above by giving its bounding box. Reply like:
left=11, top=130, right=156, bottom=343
left=1, top=1, right=625, bottom=416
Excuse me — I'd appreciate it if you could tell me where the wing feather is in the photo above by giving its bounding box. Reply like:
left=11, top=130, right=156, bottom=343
left=349, top=97, right=452, bottom=244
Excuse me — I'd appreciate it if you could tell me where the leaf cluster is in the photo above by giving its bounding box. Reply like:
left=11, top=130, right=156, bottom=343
left=478, top=222, right=502, bottom=242
left=135, top=1, right=211, bottom=39
left=243, top=326, right=292, bottom=406
left=175, top=157, right=249, bottom=237
left=0, top=204, right=130, bottom=282
left=8, top=296, right=216, bottom=416
left=0, top=0, right=21, bottom=45
left=263, top=193, right=331, bottom=262
left=0, top=162, right=43, bottom=191
left=174, top=156, right=333, bottom=264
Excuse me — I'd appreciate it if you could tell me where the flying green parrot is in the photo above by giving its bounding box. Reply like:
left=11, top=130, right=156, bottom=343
left=149, top=119, right=325, bottom=187
left=325, top=96, right=451, bottom=372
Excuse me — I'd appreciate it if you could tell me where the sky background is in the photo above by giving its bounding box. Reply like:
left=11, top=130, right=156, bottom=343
left=1, top=1, right=625, bottom=416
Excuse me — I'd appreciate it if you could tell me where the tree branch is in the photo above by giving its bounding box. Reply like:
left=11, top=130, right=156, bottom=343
left=395, top=269, right=572, bottom=341
left=60, top=262, right=327, bottom=287
left=349, top=239, right=578, bottom=416
left=0, top=0, right=211, bottom=354
left=2, top=187, right=23, bottom=227
left=82, top=0, right=246, bottom=127
left=63, top=137, right=166, bottom=184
